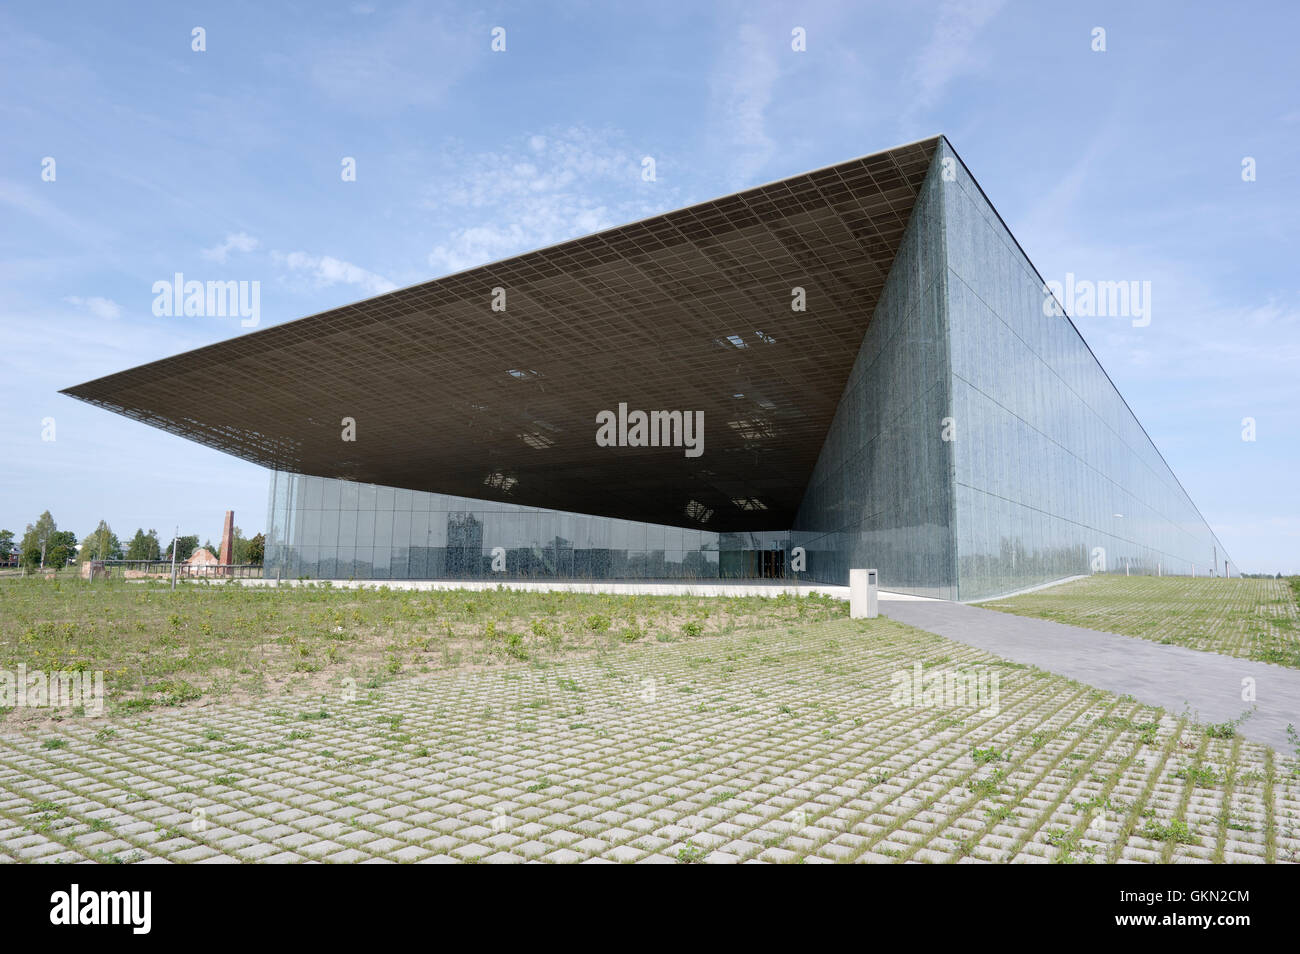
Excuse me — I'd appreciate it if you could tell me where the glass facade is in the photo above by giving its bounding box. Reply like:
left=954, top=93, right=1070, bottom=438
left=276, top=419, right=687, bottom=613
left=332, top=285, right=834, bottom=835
left=940, top=140, right=1237, bottom=598
left=261, top=139, right=1233, bottom=601
left=791, top=148, right=958, bottom=599
left=264, top=471, right=791, bottom=582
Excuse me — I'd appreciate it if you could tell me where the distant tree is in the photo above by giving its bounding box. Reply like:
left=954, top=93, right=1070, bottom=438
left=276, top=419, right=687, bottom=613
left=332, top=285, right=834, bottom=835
left=0, top=529, right=14, bottom=561
left=163, top=534, right=199, bottom=562
left=80, top=521, right=124, bottom=561
left=45, top=530, right=78, bottom=568
left=20, top=511, right=58, bottom=569
left=125, top=528, right=162, bottom=561
left=231, top=526, right=264, bottom=564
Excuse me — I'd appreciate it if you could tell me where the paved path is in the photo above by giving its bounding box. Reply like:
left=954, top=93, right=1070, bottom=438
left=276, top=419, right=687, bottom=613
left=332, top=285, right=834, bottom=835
left=881, top=600, right=1300, bottom=752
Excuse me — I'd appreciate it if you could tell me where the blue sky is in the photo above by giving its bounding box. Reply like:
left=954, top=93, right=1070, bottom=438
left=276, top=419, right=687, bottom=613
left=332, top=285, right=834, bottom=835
left=1, top=1, right=1297, bottom=570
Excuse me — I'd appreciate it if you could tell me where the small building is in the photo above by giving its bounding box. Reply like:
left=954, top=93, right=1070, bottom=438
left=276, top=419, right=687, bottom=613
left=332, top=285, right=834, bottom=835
left=185, top=548, right=219, bottom=567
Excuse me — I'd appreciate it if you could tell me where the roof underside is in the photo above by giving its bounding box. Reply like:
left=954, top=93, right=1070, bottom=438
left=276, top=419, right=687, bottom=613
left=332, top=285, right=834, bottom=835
left=63, top=138, right=939, bottom=532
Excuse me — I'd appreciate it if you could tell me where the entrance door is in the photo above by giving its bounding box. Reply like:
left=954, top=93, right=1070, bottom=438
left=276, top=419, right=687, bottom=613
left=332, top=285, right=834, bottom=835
left=759, top=549, right=785, bottom=579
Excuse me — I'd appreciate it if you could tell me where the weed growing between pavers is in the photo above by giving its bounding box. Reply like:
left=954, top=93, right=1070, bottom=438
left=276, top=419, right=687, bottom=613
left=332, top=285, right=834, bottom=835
left=0, top=578, right=844, bottom=724
left=1, top=616, right=1297, bottom=864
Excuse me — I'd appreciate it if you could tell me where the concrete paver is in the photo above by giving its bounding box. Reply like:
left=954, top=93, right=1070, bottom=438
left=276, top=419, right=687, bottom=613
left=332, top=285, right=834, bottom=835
left=1, top=617, right=1297, bottom=863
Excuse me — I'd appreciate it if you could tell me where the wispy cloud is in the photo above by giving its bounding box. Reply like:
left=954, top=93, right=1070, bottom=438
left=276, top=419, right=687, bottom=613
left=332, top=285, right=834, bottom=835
left=906, top=0, right=1007, bottom=115
left=422, top=128, right=672, bottom=274
left=63, top=296, right=122, bottom=320
left=300, top=4, right=479, bottom=113
left=0, top=178, right=115, bottom=245
left=709, top=23, right=781, bottom=186
left=272, top=251, right=396, bottom=295
left=201, top=232, right=259, bottom=264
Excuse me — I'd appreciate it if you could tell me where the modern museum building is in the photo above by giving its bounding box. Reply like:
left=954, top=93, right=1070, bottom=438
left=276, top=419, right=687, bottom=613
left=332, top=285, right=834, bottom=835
left=64, top=136, right=1236, bottom=600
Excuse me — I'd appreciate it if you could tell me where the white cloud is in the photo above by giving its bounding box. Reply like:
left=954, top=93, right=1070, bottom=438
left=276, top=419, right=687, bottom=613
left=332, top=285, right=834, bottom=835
left=907, top=0, right=1007, bottom=114
left=709, top=23, right=780, bottom=186
left=422, top=127, right=674, bottom=274
left=272, top=251, right=396, bottom=295
left=428, top=225, right=534, bottom=275
left=64, top=296, right=122, bottom=320
left=201, top=232, right=259, bottom=263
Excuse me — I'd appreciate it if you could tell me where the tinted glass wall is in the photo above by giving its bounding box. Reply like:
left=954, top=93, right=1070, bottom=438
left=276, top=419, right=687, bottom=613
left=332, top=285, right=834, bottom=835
left=264, top=471, right=790, bottom=581
left=792, top=148, right=958, bottom=599
left=941, top=141, right=1237, bottom=599
left=262, top=139, right=1234, bottom=601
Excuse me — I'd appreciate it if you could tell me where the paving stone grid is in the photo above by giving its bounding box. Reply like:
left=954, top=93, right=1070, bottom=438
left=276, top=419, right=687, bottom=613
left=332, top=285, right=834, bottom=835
left=1, top=618, right=1297, bottom=864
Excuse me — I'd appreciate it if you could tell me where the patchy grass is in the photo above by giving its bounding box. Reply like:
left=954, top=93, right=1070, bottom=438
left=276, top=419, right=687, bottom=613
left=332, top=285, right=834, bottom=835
left=5, top=576, right=1297, bottom=864
left=1, top=614, right=1295, bottom=864
left=0, top=577, right=844, bottom=724
left=984, top=576, right=1300, bottom=668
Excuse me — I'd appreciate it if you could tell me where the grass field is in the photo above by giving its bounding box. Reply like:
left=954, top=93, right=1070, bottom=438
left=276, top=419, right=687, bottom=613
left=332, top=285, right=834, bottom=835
left=3, top=577, right=1298, bottom=863
left=983, top=576, right=1300, bottom=668
left=1, top=612, right=1297, bottom=863
left=0, top=578, right=845, bottom=724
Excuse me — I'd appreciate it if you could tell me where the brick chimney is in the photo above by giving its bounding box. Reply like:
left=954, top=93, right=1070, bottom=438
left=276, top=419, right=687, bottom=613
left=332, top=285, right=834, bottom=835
left=219, top=510, right=234, bottom=569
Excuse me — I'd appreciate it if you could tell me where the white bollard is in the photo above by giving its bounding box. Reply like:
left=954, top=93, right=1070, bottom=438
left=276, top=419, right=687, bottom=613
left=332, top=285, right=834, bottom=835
left=850, top=568, right=878, bottom=619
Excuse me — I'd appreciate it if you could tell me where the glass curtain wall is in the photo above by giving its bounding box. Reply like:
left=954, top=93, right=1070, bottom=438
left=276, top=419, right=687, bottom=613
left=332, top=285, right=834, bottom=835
left=941, top=141, right=1238, bottom=598
left=791, top=147, right=958, bottom=599
left=263, top=140, right=1236, bottom=601
left=265, top=471, right=791, bottom=582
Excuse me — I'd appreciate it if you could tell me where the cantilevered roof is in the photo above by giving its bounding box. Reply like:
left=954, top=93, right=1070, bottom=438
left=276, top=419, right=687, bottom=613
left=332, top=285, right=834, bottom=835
left=63, top=137, right=940, bottom=532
